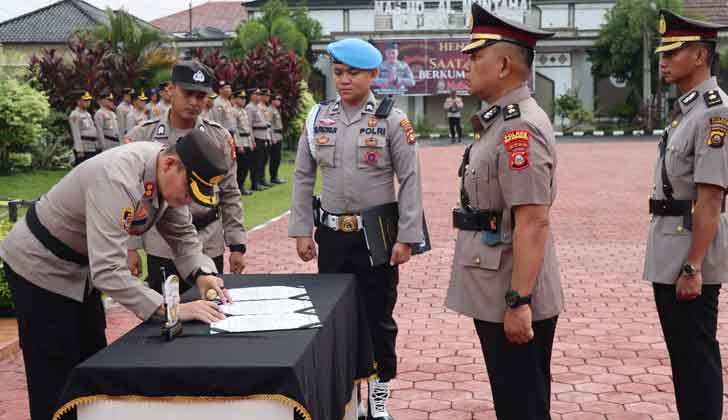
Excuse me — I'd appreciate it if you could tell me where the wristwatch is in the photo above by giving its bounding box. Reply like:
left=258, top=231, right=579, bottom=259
left=681, top=263, right=699, bottom=277
left=505, top=289, right=532, bottom=309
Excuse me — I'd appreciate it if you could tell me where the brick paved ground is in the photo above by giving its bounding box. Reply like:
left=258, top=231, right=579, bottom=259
left=3, top=140, right=728, bottom=419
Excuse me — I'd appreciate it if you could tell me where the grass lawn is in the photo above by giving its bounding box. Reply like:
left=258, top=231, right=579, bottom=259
left=0, top=170, right=68, bottom=201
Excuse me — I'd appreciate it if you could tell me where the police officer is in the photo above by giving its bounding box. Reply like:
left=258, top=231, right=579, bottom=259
left=200, top=92, right=217, bottom=120
left=125, top=61, right=247, bottom=295
left=94, top=90, right=121, bottom=151
left=146, top=88, right=164, bottom=119
left=269, top=93, right=285, bottom=184
left=259, top=88, right=274, bottom=187
left=290, top=38, right=423, bottom=420
left=211, top=81, right=236, bottom=137
left=126, top=89, right=149, bottom=133
left=645, top=11, right=728, bottom=419
left=445, top=5, right=561, bottom=419
left=233, top=89, right=255, bottom=195
left=246, top=88, right=270, bottom=191
left=374, top=42, right=415, bottom=92
left=443, top=90, right=464, bottom=143
left=0, top=130, right=232, bottom=420
left=116, top=88, right=133, bottom=135
left=68, top=91, right=99, bottom=166
left=158, top=81, right=172, bottom=116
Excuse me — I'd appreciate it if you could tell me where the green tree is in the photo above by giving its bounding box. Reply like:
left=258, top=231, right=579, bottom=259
left=555, top=90, right=593, bottom=130
left=0, top=79, right=50, bottom=174
left=717, top=48, right=728, bottom=88
left=589, top=0, right=683, bottom=114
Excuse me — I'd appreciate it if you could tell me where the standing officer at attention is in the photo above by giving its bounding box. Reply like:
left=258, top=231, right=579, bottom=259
left=94, top=90, right=121, bottom=151
left=116, top=88, right=133, bottom=135
left=233, top=89, right=255, bottom=195
left=126, top=89, right=149, bottom=133
left=645, top=10, right=728, bottom=419
left=158, top=81, right=172, bottom=116
left=446, top=5, right=562, bottom=419
left=125, top=61, right=247, bottom=294
left=246, top=88, right=270, bottom=191
left=259, top=88, right=275, bottom=187
left=289, top=38, right=423, bottom=420
left=269, top=93, right=285, bottom=184
left=69, top=91, right=99, bottom=166
left=0, top=131, right=231, bottom=420
left=212, top=81, right=237, bottom=138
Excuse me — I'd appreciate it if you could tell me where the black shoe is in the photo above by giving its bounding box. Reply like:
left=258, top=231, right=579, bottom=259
left=252, top=185, right=266, bottom=191
left=450, top=138, right=455, bottom=143
left=271, top=178, right=285, bottom=184
left=458, top=138, right=462, bottom=143
left=261, top=180, right=274, bottom=187
left=241, top=189, right=253, bottom=196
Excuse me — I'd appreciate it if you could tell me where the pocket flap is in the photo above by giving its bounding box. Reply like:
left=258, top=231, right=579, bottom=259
left=358, top=136, right=385, bottom=148
left=457, top=232, right=503, bottom=270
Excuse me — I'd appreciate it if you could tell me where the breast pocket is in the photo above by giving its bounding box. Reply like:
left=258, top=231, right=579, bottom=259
left=357, top=136, right=391, bottom=169
left=315, top=136, right=337, bottom=168
left=457, top=232, right=503, bottom=271
left=665, top=141, right=693, bottom=178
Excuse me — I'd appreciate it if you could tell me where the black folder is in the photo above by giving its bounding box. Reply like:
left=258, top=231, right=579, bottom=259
left=360, top=202, right=431, bottom=267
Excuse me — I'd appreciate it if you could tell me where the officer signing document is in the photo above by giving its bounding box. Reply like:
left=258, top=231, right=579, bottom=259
left=0, top=128, right=232, bottom=420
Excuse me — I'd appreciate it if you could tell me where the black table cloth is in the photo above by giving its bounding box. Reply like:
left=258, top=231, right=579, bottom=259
left=54, top=274, right=374, bottom=420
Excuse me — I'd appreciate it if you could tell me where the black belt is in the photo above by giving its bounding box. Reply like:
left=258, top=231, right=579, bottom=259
left=452, top=208, right=503, bottom=232
left=648, top=199, right=693, bottom=216
left=274, top=129, right=283, bottom=134
left=192, top=207, right=221, bottom=231
left=104, top=135, right=119, bottom=142
left=253, top=126, right=268, bottom=130
left=81, top=136, right=97, bottom=141
left=238, top=132, right=250, bottom=137
left=26, top=202, right=89, bottom=266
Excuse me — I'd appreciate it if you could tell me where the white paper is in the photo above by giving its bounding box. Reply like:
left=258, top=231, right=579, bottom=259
left=227, top=286, right=307, bottom=302
left=218, top=299, right=311, bottom=316
left=211, top=312, right=321, bottom=334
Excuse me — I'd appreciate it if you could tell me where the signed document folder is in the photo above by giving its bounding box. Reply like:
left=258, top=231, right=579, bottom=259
left=360, top=202, right=431, bottom=267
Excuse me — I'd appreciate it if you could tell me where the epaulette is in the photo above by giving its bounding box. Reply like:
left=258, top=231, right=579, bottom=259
left=319, top=99, right=333, bottom=106
left=503, top=104, right=521, bottom=121
left=375, top=95, right=395, bottom=118
left=704, top=90, right=723, bottom=108
left=202, top=118, right=223, bottom=129
left=142, top=119, right=159, bottom=126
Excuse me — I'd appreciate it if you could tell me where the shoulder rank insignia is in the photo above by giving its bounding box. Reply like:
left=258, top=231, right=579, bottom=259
left=503, top=104, right=521, bottom=121
left=142, top=118, right=160, bottom=127
left=704, top=90, right=723, bottom=108
left=480, top=105, right=501, bottom=124
left=365, top=102, right=375, bottom=113
left=681, top=91, right=698, bottom=106
left=330, top=102, right=340, bottom=114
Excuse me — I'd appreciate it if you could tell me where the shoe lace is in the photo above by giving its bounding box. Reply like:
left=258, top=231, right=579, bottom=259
left=370, top=381, right=390, bottom=414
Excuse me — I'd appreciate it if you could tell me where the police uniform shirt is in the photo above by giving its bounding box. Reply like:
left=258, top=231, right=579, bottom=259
left=94, top=108, right=121, bottom=150
left=444, top=97, right=464, bottom=118
left=158, top=100, right=171, bottom=117
left=246, top=102, right=270, bottom=141
left=233, top=105, right=253, bottom=149
left=289, top=93, right=424, bottom=243
left=0, top=142, right=217, bottom=320
left=260, top=103, right=274, bottom=140
left=200, top=109, right=212, bottom=121
left=124, top=108, right=246, bottom=259
left=146, top=102, right=164, bottom=119
left=445, top=85, right=563, bottom=323
left=271, top=106, right=284, bottom=144
left=644, top=76, right=728, bottom=285
left=116, top=101, right=132, bottom=135
left=126, top=108, right=148, bottom=134
left=212, top=96, right=237, bottom=133
left=375, top=60, right=416, bottom=90
left=69, top=107, right=98, bottom=153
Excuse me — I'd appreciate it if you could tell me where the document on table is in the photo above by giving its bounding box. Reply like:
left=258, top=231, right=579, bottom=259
left=227, top=286, right=307, bottom=301
left=211, top=312, right=321, bottom=334
left=218, top=299, right=312, bottom=316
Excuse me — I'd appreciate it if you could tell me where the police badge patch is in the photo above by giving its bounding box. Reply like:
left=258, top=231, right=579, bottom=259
left=502, top=129, right=530, bottom=171
left=707, top=125, right=726, bottom=148
left=144, top=182, right=155, bottom=198
left=156, top=124, right=166, bottom=138
left=121, top=208, right=134, bottom=232
left=400, top=118, right=416, bottom=145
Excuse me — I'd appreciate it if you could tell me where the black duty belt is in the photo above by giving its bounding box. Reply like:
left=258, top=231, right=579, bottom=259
left=104, top=135, right=119, bottom=142
left=81, top=136, right=98, bottom=141
left=26, top=202, right=89, bottom=266
left=238, top=132, right=250, bottom=137
left=452, top=208, right=503, bottom=232
left=648, top=199, right=693, bottom=216
left=253, top=126, right=268, bottom=130
left=193, top=206, right=221, bottom=231
left=274, top=129, right=283, bottom=134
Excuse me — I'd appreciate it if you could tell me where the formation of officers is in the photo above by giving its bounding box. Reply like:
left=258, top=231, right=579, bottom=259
left=6, top=3, right=728, bottom=420
left=69, top=80, right=287, bottom=196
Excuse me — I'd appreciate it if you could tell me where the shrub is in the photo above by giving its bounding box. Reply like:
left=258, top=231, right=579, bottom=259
left=0, top=219, right=14, bottom=310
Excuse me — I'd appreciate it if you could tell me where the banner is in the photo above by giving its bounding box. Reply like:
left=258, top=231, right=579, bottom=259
left=371, top=39, right=470, bottom=96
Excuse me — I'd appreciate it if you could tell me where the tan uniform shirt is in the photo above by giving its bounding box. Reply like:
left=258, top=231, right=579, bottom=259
left=260, top=103, right=274, bottom=142
left=644, top=76, right=728, bottom=285
left=69, top=108, right=98, bottom=153
left=126, top=108, right=148, bottom=134
left=200, top=109, right=212, bottom=121
left=247, top=102, right=269, bottom=141
left=446, top=85, right=562, bottom=323
left=116, top=102, right=132, bottom=135
left=289, top=93, right=424, bottom=243
left=158, top=100, right=171, bottom=117
left=124, top=109, right=246, bottom=259
left=212, top=96, right=237, bottom=134
left=0, top=142, right=217, bottom=320
left=444, top=97, right=464, bottom=118
left=94, top=108, right=121, bottom=151
left=146, top=102, right=165, bottom=119
left=233, top=105, right=253, bottom=149
left=271, top=106, right=284, bottom=144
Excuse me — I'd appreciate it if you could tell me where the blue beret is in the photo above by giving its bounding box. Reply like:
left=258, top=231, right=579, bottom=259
left=327, top=38, right=383, bottom=70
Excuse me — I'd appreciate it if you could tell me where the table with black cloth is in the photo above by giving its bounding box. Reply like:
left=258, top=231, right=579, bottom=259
left=53, top=273, right=374, bottom=420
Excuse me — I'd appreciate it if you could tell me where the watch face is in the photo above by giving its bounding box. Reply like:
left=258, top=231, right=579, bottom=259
left=682, top=264, right=695, bottom=275
left=505, top=290, right=519, bottom=307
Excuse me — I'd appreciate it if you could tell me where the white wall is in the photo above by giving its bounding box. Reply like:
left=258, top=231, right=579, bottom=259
left=349, top=9, right=375, bottom=32
left=574, top=3, right=610, bottom=30
left=539, top=4, right=570, bottom=28
left=536, top=66, right=572, bottom=103
left=311, top=10, right=344, bottom=34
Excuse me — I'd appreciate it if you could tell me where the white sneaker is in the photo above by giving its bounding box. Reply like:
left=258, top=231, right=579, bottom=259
left=367, top=377, right=393, bottom=419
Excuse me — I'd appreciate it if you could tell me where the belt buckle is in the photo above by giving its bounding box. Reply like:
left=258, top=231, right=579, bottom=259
left=338, top=215, right=358, bottom=232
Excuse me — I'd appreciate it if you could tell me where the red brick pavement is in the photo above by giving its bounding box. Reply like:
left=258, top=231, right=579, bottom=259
left=2, top=140, right=728, bottom=419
